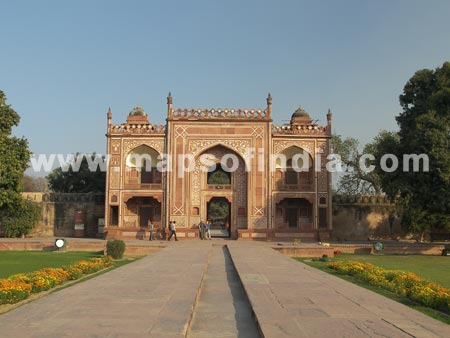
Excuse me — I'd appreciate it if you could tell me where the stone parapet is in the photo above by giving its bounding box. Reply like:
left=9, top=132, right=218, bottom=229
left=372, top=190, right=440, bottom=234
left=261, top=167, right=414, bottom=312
left=169, top=107, right=271, bottom=120
left=108, top=124, right=165, bottom=135
left=272, top=124, right=330, bottom=136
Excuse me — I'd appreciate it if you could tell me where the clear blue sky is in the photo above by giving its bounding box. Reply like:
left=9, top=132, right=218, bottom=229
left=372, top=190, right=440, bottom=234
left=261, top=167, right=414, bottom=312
left=2, top=0, right=450, bottom=166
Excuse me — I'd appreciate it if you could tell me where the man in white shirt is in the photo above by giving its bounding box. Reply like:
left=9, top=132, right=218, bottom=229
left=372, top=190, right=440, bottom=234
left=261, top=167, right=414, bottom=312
left=167, top=221, right=178, bottom=241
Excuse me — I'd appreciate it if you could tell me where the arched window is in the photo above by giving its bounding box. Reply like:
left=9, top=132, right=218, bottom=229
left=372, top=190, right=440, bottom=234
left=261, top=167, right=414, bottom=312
left=207, top=164, right=231, bottom=184
left=126, top=145, right=161, bottom=186
left=274, top=147, right=313, bottom=187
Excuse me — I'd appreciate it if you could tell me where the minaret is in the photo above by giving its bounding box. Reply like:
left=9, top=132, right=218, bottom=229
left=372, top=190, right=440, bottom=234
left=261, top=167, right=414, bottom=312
left=107, top=107, right=112, bottom=124
left=167, top=92, right=173, bottom=117
left=266, top=92, right=272, bottom=117
left=327, top=108, right=332, bottom=126
left=107, top=107, right=112, bottom=133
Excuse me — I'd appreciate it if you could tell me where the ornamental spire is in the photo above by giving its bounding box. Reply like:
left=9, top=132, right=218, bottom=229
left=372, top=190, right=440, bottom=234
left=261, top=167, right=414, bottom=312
left=266, top=92, right=272, bottom=116
left=107, top=107, right=112, bottom=124
left=167, top=92, right=173, bottom=116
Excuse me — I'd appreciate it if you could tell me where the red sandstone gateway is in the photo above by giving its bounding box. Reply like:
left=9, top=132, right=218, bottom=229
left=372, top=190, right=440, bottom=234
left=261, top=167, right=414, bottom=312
left=104, top=94, right=332, bottom=241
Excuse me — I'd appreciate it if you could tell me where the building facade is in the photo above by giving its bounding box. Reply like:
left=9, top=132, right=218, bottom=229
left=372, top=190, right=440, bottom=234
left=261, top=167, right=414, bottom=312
left=104, top=94, right=332, bottom=241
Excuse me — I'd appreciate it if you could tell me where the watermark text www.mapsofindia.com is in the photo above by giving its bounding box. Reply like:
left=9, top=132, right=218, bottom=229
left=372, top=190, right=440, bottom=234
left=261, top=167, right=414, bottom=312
left=29, top=149, right=429, bottom=177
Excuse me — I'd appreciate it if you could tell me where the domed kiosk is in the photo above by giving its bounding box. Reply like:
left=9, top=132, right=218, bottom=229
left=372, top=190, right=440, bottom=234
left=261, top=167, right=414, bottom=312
left=290, top=106, right=312, bottom=125
left=126, top=106, right=150, bottom=124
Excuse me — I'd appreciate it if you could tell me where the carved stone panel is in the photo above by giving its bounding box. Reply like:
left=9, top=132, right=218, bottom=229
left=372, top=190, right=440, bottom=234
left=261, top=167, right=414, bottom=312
left=123, top=139, right=165, bottom=155
left=111, top=139, right=121, bottom=154
left=110, top=155, right=121, bottom=166
left=110, top=167, right=120, bottom=189
left=189, top=139, right=251, bottom=159
left=273, top=140, right=315, bottom=157
left=318, top=171, right=328, bottom=192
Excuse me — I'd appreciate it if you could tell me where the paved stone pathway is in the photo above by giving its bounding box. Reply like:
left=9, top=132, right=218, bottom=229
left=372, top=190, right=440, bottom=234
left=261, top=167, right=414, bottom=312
left=0, top=241, right=449, bottom=338
left=228, top=243, right=450, bottom=338
left=0, top=242, right=210, bottom=338
left=187, top=245, right=260, bottom=338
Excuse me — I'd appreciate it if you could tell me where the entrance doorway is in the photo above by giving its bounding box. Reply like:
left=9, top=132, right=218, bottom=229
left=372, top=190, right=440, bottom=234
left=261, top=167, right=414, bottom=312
left=275, top=198, right=313, bottom=230
left=286, top=208, right=298, bottom=228
left=139, top=207, right=153, bottom=228
left=207, top=197, right=231, bottom=238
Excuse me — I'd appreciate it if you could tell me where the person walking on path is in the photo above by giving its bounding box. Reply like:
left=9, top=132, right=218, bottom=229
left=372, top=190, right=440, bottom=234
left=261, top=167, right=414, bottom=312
left=205, top=220, right=211, bottom=240
left=199, top=220, right=205, bottom=240
left=168, top=221, right=178, bottom=241
left=148, top=219, right=155, bottom=241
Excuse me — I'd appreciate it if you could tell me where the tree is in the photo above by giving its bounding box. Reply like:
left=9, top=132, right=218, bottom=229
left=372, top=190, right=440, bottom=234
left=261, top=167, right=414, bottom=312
left=370, top=130, right=401, bottom=195
left=379, top=62, right=450, bottom=239
left=0, top=90, right=40, bottom=237
left=47, top=153, right=106, bottom=193
left=22, top=174, right=48, bottom=192
left=2, top=199, right=41, bottom=237
left=207, top=166, right=231, bottom=184
left=331, top=134, right=383, bottom=195
left=208, top=200, right=230, bottom=220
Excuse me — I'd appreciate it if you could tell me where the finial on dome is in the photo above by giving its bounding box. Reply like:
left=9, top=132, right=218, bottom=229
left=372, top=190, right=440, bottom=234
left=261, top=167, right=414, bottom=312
left=327, top=108, right=332, bottom=125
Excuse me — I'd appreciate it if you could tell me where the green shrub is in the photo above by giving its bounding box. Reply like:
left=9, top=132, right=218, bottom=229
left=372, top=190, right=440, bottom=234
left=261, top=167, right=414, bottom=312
left=106, top=240, right=126, bottom=259
left=320, top=254, right=329, bottom=262
left=1, top=199, right=41, bottom=238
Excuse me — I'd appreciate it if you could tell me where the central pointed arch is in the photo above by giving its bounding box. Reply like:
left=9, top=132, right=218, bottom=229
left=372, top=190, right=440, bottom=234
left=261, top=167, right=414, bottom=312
left=189, top=144, right=247, bottom=239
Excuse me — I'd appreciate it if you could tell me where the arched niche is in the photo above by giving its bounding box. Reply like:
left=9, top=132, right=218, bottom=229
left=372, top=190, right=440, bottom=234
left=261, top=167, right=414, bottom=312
left=273, top=146, right=314, bottom=191
left=125, top=145, right=162, bottom=186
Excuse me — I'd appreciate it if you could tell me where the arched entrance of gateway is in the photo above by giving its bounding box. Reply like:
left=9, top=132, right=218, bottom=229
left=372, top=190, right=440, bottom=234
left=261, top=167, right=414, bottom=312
left=275, top=198, right=313, bottom=231
left=207, top=197, right=231, bottom=237
left=125, top=197, right=162, bottom=229
left=190, top=145, right=247, bottom=239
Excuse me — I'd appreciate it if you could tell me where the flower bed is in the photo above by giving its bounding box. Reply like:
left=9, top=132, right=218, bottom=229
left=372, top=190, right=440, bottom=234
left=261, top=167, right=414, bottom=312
left=0, top=256, right=112, bottom=305
left=328, top=261, right=450, bottom=314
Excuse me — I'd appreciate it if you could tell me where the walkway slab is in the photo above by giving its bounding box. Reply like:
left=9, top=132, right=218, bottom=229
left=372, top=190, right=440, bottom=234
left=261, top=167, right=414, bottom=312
left=227, top=244, right=450, bottom=338
left=0, top=242, right=211, bottom=338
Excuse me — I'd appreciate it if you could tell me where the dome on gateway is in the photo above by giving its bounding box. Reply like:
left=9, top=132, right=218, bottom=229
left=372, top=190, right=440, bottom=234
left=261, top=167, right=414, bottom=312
left=129, top=106, right=147, bottom=117
left=291, top=106, right=310, bottom=119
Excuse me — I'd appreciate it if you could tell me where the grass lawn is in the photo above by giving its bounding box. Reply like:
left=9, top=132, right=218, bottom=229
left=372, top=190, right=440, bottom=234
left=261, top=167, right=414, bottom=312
left=296, top=254, right=450, bottom=325
left=0, top=251, right=104, bottom=279
left=330, top=254, right=450, bottom=287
